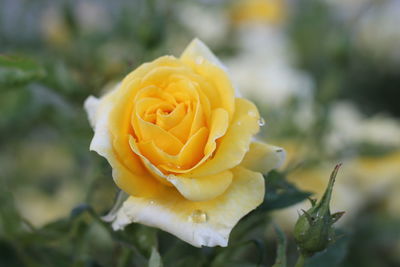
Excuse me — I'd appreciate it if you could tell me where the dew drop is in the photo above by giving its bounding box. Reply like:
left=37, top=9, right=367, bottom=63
left=258, top=117, right=265, bottom=126
left=195, top=56, right=204, bottom=65
left=188, top=209, right=208, bottom=223
left=248, top=110, right=257, bottom=117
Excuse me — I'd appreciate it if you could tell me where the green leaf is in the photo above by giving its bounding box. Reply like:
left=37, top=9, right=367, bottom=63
left=0, top=240, right=24, bottom=266
left=159, top=231, right=203, bottom=267
left=210, top=239, right=266, bottom=267
left=148, top=246, right=163, bottom=267
left=70, top=203, right=92, bottom=219
left=0, top=55, right=45, bottom=88
left=117, top=224, right=158, bottom=258
left=0, top=179, right=23, bottom=238
left=260, top=171, right=312, bottom=211
left=230, top=211, right=270, bottom=242
left=214, top=262, right=258, bottom=267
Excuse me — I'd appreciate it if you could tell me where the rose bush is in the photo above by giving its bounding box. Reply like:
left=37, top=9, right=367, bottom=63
left=85, top=39, right=285, bottom=247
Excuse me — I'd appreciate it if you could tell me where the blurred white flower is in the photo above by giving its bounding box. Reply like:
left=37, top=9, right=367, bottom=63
left=355, top=0, right=400, bottom=65
left=226, top=24, right=315, bottom=129
left=75, top=0, right=111, bottom=34
left=234, top=24, right=291, bottom=63
left=327, top=101, right=400, bottom=151
left=228, top=24, right=314, bottom=104
left=324, top=0, right=370, bottom=20
left=177, top=3, right=228, bottom=47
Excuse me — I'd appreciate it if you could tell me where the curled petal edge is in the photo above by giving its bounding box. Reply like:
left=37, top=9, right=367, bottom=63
left=108, top=166, right=265, bottom=247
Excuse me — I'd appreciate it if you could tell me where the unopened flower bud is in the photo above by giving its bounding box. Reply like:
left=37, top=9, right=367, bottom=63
left=294, top=164, right=345, bottom=257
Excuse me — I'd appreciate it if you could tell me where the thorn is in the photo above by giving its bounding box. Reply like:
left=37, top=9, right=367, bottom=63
left=307, top=197, right=317, bottom=207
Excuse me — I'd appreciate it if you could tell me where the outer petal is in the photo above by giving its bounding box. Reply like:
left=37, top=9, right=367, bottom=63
left=130, top=135, right=233, bottom=201
left=159, top=108, right=229, bottom=173
left=180, top=39, right=235, bottom=118
left=180, top=38, right=227, bottom=72
left=186, top=98, right=260, bottom=178
left=167, top=170, right=233, bottom=201
left=85, top=96, right=99, bottom=129
left=109, top=166, right=265, bottom=247
left=241, top=141, right=286, bottom=173
left=84, top=91, right=161, bottom=197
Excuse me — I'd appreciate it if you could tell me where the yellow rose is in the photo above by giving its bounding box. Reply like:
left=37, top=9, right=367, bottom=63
left=84, top=39, right=285, bottom=247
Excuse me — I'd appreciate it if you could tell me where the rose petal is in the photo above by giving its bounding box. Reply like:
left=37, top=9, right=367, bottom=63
left=186, top=98, right=260, bottom=178
left=180, top=38, right=227, bottom=72
left=241, top=141, right=286, bottom=173
left=159, top=108, right=229, bottom=174
left=180, top=39, right=235, bottom=119
left=167, top=170, right=233, bottom=201
left=84, top=91, right=160, bottom=197
left=156, top=103, right=186, bottom=130
left=136, top=127, right=209, bottom=171
left=130, top=132, right=232, bottom=202
left=106, top=79, right=151, bottom=176
left=204, top=108, right=229, bottom=155
left=168, top=107, right=195, bottom=143
left=84, top=96, right=99, bottom=128
left=135, top=113, right=184, bottom=155
left=109, top=166, right=264, bottom=247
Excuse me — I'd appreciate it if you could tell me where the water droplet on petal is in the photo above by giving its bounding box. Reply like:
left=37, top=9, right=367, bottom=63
left=258, top=117, right=265, bottom=126
left=248, top=110, right=257, bottom=117
left=195, top=56, right=204, bottom=65
left=188, top=209, right=208, bottom=223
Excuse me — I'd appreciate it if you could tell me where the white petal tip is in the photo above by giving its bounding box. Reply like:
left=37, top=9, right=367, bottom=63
left=84, top=95, right=100, bottom=128
left=181, top=38, right=227, bottom=71
left=108, top=197, right=231, bottom=247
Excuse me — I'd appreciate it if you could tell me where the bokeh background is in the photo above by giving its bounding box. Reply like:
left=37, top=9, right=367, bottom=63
left=1, top=0, right=400, bottom=266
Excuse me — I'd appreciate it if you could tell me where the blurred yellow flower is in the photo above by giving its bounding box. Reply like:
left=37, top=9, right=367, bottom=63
left=348, top=151, right=400, bottom=216
left=349, top=151, right=400, bottom=192
left=85, top=39, right=285, bottom=247
left=230, top=0, right=286, bottom=25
